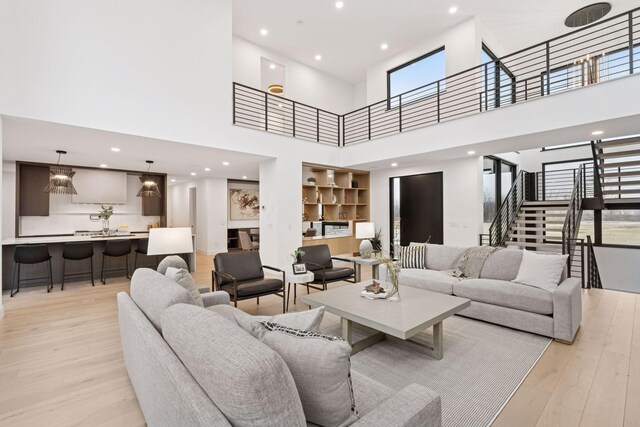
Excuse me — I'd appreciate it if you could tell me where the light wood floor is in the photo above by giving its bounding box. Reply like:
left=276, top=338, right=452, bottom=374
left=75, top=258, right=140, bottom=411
left=1, top=254, right=638, bottom=426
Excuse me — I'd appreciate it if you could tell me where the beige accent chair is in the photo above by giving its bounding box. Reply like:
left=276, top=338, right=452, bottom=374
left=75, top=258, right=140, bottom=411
left=239, top=230, right=259, bottom=251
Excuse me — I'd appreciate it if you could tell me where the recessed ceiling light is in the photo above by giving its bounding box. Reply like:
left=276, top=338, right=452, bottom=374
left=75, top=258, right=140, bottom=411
left=100, top=164, right=108, bottom=168
left=260, top=28, right=268, bottom=36
left=269, top=63, right=276, bottom=70
left=449, top=6, right=458, bottom=14
left=222, top=161, right=230, bottom=166
left=242, top=175, right=248, bottom=179
left=111, top=147, right=120, bottom=152
left=204, top=167, right=211, bottom=171
left=190, top=172, right=196, bottom=176
left=467, top=150, right=476, bottom=155
left=592, top=130, right=604, bottom=135
left=380, top=43, right=388, bottom=50
left=170, top=179, right=176, bottom=182
left=391, top=162, right=398, bottom=167
left=335, top=1, right=344, bottom=9
left=315, top=54, right=322, bottom=61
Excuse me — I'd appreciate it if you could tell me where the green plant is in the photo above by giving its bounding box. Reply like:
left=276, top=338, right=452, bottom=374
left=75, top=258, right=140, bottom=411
left=291, top=248, right=305, bottom=262
left=307, top=177, right=316, bottom=183
left=98, top=204, right=114, bottom=220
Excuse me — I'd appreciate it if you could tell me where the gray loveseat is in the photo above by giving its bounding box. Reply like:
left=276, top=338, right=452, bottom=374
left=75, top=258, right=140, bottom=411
left=379, top=245, right=581, bottom=343
left=118, top=268, right=442, bottom=426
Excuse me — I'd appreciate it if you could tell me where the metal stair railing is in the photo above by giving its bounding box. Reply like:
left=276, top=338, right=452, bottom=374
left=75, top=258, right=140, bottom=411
left=487, top=170, right=531, bottom=246
left=586, top=235, right=603, bottom=289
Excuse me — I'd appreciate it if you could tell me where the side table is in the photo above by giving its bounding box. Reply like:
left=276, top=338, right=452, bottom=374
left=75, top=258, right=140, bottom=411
left=339, top=256, right=384, bottom=282
left=285, top=271, right=315, bottom=311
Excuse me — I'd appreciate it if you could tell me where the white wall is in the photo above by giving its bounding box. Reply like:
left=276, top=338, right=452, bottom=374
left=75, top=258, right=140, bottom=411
left=233, top=36, right=357, bottom=114
left=365, top=19, right=480, bottom=105
left=17, top=174, right=160, bottom=236
left=370, top=156, right=483, bottom=250
left=2, top=161, right=16, bottom=239
left=518, top=144, right=593, bottom=172
left=594, top=246, right=640, bottom=293
left=168, top=177, right=229, bottom=256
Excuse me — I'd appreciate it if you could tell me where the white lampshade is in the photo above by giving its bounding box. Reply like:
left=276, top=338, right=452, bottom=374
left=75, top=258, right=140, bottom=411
left=355, top=222, right=375, bottom=239
left=147, top=227, right=193, bottom=256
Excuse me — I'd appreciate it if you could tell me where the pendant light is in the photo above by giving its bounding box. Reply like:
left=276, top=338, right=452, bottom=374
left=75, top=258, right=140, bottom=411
left=44, top=150, right=77, bottom=195
left=137, top=160, right=162, bottom=198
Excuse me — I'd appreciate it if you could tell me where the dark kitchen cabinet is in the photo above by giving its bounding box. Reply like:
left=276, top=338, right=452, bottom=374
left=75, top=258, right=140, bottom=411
left=19, top=164, right=50, bottom=216
left=142, top=175, right=166, bottom=217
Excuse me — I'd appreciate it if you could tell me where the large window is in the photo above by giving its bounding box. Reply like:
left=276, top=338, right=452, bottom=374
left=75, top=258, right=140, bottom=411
left=602, top=210, right=640, bottom=246
left=480, top=44, right=515, bottom=111
left=483, top=156, right=516, bottom=233
left=387, top=47, right=445, bottom=108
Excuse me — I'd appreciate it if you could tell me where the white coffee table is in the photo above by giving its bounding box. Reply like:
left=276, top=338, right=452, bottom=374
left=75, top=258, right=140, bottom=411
left=339, top=255, right=383, bottom=282
left=301, top=282, right=470, bottom=359
left=285, top=271, right=315, bottom=311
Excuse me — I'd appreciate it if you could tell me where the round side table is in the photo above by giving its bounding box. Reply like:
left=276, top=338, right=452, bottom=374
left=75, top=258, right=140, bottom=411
left=285, top=271, right=315, bottom=311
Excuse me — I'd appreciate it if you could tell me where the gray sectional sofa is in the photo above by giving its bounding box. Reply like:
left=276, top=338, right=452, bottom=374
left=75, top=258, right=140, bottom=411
left=118, top=268, right=442, bottom=426
left=379, top=245, right=581, bottom=343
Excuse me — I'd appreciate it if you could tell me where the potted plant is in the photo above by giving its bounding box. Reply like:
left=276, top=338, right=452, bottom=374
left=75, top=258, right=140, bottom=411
left=291, top=248, right=306, bottom=263
left=371, top=228, right=383, bottom=253
left=98, top=204, right=114, bottom=235
left=306, top=177, right=316, bottom=184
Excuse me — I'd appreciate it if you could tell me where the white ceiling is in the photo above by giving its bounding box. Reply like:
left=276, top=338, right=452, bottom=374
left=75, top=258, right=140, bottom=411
left=1, top=116, right=268, bottom=183
left=233, top=0, right=639, bottom=84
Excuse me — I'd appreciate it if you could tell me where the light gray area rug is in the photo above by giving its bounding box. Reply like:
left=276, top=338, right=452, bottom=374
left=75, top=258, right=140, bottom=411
left=319, top=313, right=551, bottom=427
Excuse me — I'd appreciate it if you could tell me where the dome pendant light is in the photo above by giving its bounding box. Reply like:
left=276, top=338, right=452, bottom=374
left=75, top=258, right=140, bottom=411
left=44, top=150, right=77, bottom=195
left=137, top=160, right=162, bottom=198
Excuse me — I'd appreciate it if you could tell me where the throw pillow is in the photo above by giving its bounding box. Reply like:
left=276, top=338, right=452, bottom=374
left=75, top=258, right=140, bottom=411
left=397, top=245, right=426, bottom=269
left=251, top=321, right=358, bottom=427
left=157, top=255, right=189, bottom=275
left=165, top=267, right=204, bottom=307
left=209, top=304, right=325, bottom=333
left=512, top=250, right=569, bottom=292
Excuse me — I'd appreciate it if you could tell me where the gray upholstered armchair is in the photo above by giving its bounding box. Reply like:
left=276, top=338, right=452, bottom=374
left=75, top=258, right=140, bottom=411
left=212, top=252, right=286, bottom=312
left=299, top=244, right=356, bottom=291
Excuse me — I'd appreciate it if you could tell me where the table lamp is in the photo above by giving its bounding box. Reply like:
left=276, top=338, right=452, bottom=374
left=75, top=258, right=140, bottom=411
left=147, top=227, right=193, bottom=256
left=355, top=222, right=375, bottom=259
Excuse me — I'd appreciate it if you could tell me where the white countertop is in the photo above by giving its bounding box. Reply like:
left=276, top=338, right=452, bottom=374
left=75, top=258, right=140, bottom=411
left=2, top=233, right=150, bottom=246
left=303, top=234, right=353, bottom=241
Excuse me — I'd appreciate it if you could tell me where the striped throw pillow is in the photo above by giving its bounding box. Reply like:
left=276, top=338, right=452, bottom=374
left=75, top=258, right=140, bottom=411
left=398, top=245, right=426, bottom=269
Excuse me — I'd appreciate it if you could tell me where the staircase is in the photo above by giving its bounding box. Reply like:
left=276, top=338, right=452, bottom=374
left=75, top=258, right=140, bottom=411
left=593, top=136, right=640, bottom=207
left=503, top=200, right=569, bottom=252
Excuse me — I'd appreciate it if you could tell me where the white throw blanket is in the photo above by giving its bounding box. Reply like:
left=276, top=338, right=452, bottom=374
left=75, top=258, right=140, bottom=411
left=446, top=246, right=500, bottom=279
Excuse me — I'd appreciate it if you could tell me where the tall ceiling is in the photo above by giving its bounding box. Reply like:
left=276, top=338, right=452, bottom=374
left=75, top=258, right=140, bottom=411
left=233, top=0, right=639, bottom=84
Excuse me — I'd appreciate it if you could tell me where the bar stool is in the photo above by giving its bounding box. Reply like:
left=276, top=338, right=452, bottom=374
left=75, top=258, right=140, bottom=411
left=134, top=238, right=158, bottom=270
left=101, top=239, right=132, bottom=284
left=62, top=242, right=95, bottom=290
left=11, top=244, right=53, bottom=297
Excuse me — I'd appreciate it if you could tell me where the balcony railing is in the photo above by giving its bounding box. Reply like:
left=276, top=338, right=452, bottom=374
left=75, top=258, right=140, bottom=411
left=233, top=7, right=640, bottom=147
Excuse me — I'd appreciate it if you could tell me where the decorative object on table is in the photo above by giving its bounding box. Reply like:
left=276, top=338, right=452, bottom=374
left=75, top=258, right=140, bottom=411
left=331, top=194, right=337, bottom=204
left=292, top=263, right=307, bottom=275
left=375, top=245, right=404, bottom=302
left=361, top=280, right=388, bottom=299
left=98, top=204, right=114, bottom=235
left=307, top=177, right=316, bottom=184
left=147, top=227, right=194, bottom=256
left=302, top=212, right=310, bottom=221
left=355, top=222, right=375, bottom=259
left=229, top=188, right=259, bottom=220
left=44, top=150, right=77, bottom=195
left=304, top=227, right=317, bottom=237
left=136, top=160, right=162, bottom=198
left=291, top=248, right=306, bottom=263
left=371, top=228, right=383, bottom=252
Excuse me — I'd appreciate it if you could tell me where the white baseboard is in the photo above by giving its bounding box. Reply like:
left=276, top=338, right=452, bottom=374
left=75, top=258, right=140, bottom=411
left=0, top=304, right=4, bottom=320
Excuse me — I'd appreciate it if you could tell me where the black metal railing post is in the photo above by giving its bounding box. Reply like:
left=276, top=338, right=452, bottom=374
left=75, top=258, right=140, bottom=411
left=629, top=12, right=635, bottom=74
left=337, top=115, right=342, bottom=147
left=316, top=110, right=320, bottom=143
left=437, top=81, right=441, bottom=122
left=545, top=41, right=551, bottom=95
left=484, top=64, right=489, bottom=111
left=399, top=95, right=403, bottom=132
left=367, top=106, right=371, bottom=140
left=264, top=92, right=268, bottom=131
left=232, top=83, right=236, bottom=124
left=292, top=101, right=296, bottom=138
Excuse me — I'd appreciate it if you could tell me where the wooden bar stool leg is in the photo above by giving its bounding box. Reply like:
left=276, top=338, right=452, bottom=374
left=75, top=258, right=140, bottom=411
left=101, top=255, right=106, bottom=284
left=10, top=263, right=19, bottom=297
left=90, top=256, right=95, bottom=286
left=47, top=259, right=53, bottom=293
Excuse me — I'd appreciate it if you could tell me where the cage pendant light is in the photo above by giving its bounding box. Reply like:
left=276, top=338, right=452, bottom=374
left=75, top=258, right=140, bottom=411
left=137, top=160, right=162, bottom=198
left=44, top=150, right=77, bottom=195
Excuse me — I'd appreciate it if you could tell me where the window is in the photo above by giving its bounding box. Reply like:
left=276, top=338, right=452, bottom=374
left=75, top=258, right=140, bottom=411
left=483, top=156, right=517, bottom=233
left=480, top=44, right=515, bottom=111
left=387, top=47, right=445, bottom=108
left=602, top=210, right=640, bottom=246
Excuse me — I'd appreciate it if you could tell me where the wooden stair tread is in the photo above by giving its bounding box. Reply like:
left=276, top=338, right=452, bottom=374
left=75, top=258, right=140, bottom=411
left=504, top=241, right=562, bottom=249
left=600, top=170, right=640, bottom=178
left=517, top=212, right=566, bottom=217
left=602, top=189, right=640, bottom=195
left=520, top=206, right=568, bottom=211
left=601, top=180, right=640, bottom=187
left=510, top=227, right=563, bottom=232
left=599, top=159, right=640, bottom=169
left=522, top=200, right=570, bottom=206
left=596, top=136, right=640, bottom=149
left=596, top=149, right=640, bottom=159
left=603, top=197, right=640, bottom=204
left=514, top=219, right=565, bottom=225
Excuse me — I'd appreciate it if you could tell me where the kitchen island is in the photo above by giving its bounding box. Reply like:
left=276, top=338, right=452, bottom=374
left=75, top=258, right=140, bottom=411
left=2, top=233, right=197, bottom=291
